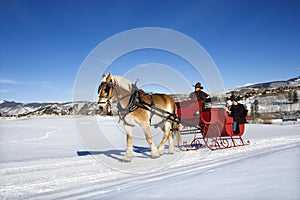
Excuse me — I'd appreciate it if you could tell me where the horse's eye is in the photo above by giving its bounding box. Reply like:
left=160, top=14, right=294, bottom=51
left=98, top=82, right=105, bottom=93
left=104, top=85, right=110, bottom=93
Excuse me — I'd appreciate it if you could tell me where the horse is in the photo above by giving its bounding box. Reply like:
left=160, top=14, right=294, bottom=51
left=97, top=73, right=181, bottom=162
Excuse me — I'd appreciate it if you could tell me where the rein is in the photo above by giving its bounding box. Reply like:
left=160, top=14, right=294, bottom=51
left=117, top=89, right=180, bottom=126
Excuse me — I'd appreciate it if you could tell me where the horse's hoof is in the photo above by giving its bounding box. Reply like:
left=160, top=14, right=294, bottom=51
left=151, top=151, right=160, bottom=159
left=168, top=146, right=175, bottom=154
left=122, top=155, right=132, bottom=162
left=158, top=148, right=164, bottom=156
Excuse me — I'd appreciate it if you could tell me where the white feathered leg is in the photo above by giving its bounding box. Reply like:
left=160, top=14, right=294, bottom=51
left=123, top=125, right=133, bottom=162
left=142, top=123, right=160, bottom=159
left=158, top=122, right=171, bottom=155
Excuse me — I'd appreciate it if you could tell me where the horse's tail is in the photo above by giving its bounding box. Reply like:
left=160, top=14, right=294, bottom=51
left=172, top=121, right=182, bottom=148
left=172, top=104, right=182, bottom=148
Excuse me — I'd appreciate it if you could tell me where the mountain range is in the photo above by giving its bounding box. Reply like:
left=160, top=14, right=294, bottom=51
left=241, top=76, right=300, bottom=89
left=0, top=101, right=99, bottom=117
left=1, top=76, right=299, bottom=117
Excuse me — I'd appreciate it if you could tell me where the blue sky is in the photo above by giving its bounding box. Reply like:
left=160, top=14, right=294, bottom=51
left=0, top=0, right=299, bottom=102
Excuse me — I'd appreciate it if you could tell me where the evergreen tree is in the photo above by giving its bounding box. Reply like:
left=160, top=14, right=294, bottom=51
left=288, top=89, right=293, bottom=103
left=251, top=99, right=259, bottom=118
left=293, top=90, right=298, bottom=103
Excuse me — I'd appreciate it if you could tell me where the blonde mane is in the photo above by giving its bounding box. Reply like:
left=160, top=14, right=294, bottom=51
left=112, top=75, right=134, bottom=92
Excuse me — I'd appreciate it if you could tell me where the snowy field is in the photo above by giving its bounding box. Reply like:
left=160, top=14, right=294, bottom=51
left=0, top=116, right=300, bottom=199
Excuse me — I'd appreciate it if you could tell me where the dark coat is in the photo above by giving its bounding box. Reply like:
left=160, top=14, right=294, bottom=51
left=230, top=103, right=247, bottom=124
left=189, top=91, right=209, bottom=102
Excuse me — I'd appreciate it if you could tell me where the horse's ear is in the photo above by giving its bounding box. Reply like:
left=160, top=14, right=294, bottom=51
left=114, top=80, right=118, bottom=86
left=101, top=74, right=107, bottom=82
left=106, top=73, right=112, bottom=82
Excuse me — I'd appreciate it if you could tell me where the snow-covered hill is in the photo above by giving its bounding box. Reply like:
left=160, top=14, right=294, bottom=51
left=0, top=100, right=100, bottom=117
left=216, top=77, right=300, bottom=117
left=241, top=76, right=300, bottom=89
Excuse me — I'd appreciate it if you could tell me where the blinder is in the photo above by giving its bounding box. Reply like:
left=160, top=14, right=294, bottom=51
left=98, top=80, right=114, bottom=99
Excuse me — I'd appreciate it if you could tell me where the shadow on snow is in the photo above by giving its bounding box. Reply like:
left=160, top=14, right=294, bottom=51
left=76, top=145, right=153, bottom=161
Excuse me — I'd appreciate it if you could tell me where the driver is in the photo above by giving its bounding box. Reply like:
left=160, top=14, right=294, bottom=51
left=189, top=82, right=209, bottom=109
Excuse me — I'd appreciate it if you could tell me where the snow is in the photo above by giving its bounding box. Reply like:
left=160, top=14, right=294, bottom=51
left=0, top=116, right=82, bottom=162
left=0, top=116, right=300, bottom=199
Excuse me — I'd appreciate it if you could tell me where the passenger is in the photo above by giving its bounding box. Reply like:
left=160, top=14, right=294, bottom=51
left=189, top=82, right=209, bottom=109
left=225, top=100, right=232, bottom=115
left=229, top=97, right=247, bottom=134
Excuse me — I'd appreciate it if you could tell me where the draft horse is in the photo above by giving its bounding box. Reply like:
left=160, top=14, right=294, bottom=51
left=98, top=73, right=181, bottom=162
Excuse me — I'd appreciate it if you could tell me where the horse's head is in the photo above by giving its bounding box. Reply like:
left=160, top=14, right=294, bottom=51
left=97, top=73, right=134, bottom=114
left=97, top=73, right=116, bottom=114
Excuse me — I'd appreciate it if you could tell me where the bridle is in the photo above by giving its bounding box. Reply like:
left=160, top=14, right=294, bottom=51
left=98, top=78, right=142, bottom=116
left=97, top=79, right=116, bottom=115
left=98, top=80, right=114, bottom=100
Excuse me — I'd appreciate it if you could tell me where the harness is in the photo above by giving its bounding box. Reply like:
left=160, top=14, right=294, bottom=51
left=117, top=89, right=180, bottom=127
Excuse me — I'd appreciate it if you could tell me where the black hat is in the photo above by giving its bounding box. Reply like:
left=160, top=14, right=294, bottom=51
left=231, top=96, right=239, bottom=102
left=193, top=82, right=203, bottom=89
